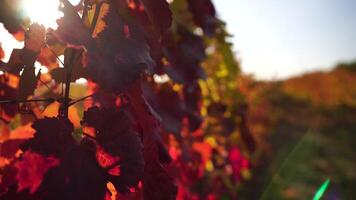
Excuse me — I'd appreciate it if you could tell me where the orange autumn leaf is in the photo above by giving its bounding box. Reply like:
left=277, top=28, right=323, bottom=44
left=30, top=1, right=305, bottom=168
left=0, top=157, right=10, bottom=168
left=96, top=146, right=120, bottom=176
left=87, top=3, right=109, bottom=38
left=68, top=106, right=81, bottom=128
left=106, top=182, right=117, bottom=200
left=24, top=23, right=45, bottom=52
left=41, top=101, right=60, bottom=118
left=192, top=142, right=212, bottom=163
left=13, top=31, right=25, bottom=41
left=10, top=123, right=35, bottom=139
left=42, top=102, right=81, bottom=128
left=0, top=44, right=4, bottom=59
left=0, top=124, right=10, bottom=141
left=15, top=151, right=59, bottom=194
left=37, top=47, right=59, bottom=70
left=6, top=73, right=19, bottom=88
left=40, top=73, right=52, bottom=82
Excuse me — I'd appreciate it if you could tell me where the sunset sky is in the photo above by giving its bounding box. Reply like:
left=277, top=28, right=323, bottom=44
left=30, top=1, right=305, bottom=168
left=213, top=0, right=356, bottom=79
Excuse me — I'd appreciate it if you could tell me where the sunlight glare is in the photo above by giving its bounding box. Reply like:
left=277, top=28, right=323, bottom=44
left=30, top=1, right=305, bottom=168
left=22, top=0, right=63, bottom=29
left=153, top=74, right=170, bottom=84
left=35, top=61, right=49, bottom=74
left=0, top=24, right=24, bottom=62
left=75, top=78, right=88, bottom=85
left=21, top=0, right=81, bottom=29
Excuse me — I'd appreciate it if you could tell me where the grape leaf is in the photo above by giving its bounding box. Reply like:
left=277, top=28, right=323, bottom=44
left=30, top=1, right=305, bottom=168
left=187, top=0, right=218, bottom=36
left=24, top=24, right=45, bottom=53
left=56, top=0, right=94, bottom=48
left=1, top=48, right=25, bottom=74
left=50, top=48, right=88, bottom=83
left=122, top=0, right=168, bottom=74
left=45, top=30, right=66, bottom=56
left=127, top=82, right=176, bottom=200
left=143, top=82, right=202, bottom=135
left=183, top=82, right=203, bottom=131
left=37, top=47, right=59, bottom=69
left=95, top=145, right=120, bottom=176
left=82, top=106, right=144, bottom=193
left=0, top=82, right=18, bottom=118
left=163, top=27, right=206, bottom=84
left=5, top=24, right=46, bottom=100
left=85, top=4, right=154, bottom=93
left=143, top=83, right=185, bottom=135
left=21, top=117, right=76, bottom=156
left=138, top=0, right=172, bottom=35
left=15, top=151, right=59, bottom=194
left=235, top=103, right=256, bottom=152
left=0, top=186, right=35, bottom=200
left=18, top=65, right=40, bottom=100
left=1, top=47, right=38, bottom=76
left=0, top=163, right=19, bottom=194
left=0, top=139, right=26, bottom=158
left=36, top=141, right=107, bottom=200
left=56, top=1, right=154, bottom=93
left=0, top=0, right=25, bottom=36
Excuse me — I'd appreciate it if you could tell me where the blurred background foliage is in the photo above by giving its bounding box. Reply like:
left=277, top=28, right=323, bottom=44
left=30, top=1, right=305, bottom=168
left=238, top=61, right=356, bottom=199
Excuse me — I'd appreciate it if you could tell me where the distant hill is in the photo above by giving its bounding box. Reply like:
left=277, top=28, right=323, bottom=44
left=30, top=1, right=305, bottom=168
left=282, top=61, right=356, bottom=106
left=238, top=61, right=356, bottom=199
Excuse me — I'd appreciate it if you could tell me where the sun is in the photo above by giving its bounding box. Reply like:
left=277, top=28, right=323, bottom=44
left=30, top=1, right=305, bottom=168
left=21, top=0, right=81, bottom=29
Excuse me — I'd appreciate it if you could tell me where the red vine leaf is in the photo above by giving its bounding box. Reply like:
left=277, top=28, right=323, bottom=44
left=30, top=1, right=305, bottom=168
left=142, top=83, right=185, bottom=135
left=82, top=106, right=144, bottom=194
left=138, top=0, right=172, bottom=35
left=96, top=146, right=120, bottom=176
left=15, top=151, right=59, bottom=194
left=1, top=47, right=38, bottom=75
left=21, top=117, right=76, bottom=156
left=0, top=82, right=18, bottom=118
left=1, top=48, right=24, bottom=74
left=0, top=139, right=26, bottom=158
left=0, top=162, right=18, bottom=194
left=163, top=27, right=206, bottom=84
left=24, top=24, right=45, bottom=53
left=143, top=82, right=202, bottom=135
left=187, top=0, right=218, bottom=36
left=56, top=1, right=154, bottom=93
left=36, top=142, right=107, bottom=200
left=55, top=0, right=94, bottom=48
left=85, top=4, right=154, bottom=93
left=127, top=82, right=176, bottom=199
left=36, top=47, right=59, bottom=70
left=183, top=82, right=203, bottom=131
left=18, top=65, right=40, bottom=100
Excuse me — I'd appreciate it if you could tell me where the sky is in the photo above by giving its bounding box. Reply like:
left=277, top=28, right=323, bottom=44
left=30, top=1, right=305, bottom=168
left=212, top=0, right=356, bottom=79
left=1, top=0, right=355, bottom=80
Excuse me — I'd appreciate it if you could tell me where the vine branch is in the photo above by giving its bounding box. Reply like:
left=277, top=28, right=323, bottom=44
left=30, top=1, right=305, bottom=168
left=0, top=98, right=57, bottom=104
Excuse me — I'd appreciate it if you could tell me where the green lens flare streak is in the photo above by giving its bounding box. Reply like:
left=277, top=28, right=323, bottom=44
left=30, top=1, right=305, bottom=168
left=312, top=179, right=330, bottom=200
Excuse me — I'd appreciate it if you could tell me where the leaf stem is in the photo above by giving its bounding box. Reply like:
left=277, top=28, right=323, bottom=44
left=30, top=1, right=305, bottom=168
left=61, top=48, right=76, bottom=118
